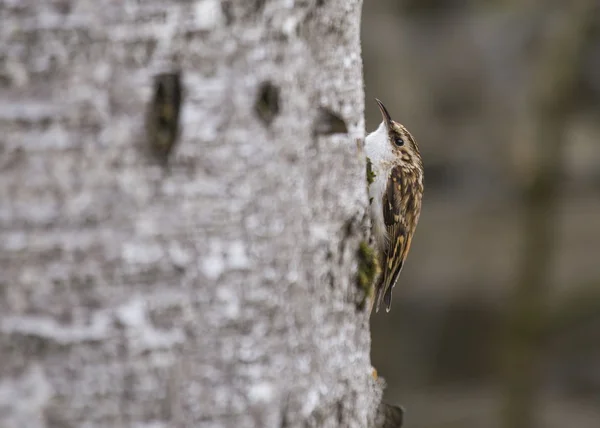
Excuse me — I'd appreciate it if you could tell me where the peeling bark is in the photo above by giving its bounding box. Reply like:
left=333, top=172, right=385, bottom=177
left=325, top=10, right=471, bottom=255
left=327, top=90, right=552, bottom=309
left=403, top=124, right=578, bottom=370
left=0, top=0, right=382, bottom=427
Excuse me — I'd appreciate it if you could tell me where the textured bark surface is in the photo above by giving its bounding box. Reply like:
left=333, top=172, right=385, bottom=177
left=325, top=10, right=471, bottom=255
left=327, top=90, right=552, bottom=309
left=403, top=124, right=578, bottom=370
left=0, top=0, right=380, bottom=427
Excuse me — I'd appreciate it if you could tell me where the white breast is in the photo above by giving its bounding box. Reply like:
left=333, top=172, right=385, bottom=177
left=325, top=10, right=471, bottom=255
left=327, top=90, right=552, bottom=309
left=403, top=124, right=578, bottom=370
left=365, top=122, right=393, bottom=251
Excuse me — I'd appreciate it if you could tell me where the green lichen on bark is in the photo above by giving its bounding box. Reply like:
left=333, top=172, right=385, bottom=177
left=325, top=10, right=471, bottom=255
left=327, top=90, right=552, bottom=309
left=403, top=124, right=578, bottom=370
left=366, top=157, right=376, bottom=185
left=356, top=241, right=380, bottom=310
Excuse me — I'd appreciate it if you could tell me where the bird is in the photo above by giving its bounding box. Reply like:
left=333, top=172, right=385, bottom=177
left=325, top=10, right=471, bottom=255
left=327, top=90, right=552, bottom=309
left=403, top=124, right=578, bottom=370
left=365, top=99, right=424, bottom=314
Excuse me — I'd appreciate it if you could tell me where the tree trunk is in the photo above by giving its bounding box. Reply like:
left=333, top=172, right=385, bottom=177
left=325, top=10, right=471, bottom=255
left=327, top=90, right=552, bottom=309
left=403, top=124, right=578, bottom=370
left=0, top=0, right=383, bottom=427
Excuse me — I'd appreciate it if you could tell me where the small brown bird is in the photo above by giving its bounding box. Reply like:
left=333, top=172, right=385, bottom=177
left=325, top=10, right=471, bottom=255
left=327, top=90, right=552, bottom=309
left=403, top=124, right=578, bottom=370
left=365, top=99, right=424, bottom=314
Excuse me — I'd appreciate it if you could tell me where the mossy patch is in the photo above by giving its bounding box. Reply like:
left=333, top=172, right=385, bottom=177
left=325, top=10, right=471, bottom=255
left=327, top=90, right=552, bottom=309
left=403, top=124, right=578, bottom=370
left=366, top=157, right=376, bottom=185
left=356, top=241, right=380, bottom=310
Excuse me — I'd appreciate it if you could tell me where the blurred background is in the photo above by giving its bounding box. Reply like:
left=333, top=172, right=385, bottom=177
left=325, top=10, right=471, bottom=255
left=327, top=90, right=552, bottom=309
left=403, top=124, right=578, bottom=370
left=363, top=2, right=600, bottom=428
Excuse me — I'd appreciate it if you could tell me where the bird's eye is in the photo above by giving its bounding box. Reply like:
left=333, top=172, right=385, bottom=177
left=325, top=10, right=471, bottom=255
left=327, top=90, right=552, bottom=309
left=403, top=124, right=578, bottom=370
left=394, top=137, right=404, bottom=146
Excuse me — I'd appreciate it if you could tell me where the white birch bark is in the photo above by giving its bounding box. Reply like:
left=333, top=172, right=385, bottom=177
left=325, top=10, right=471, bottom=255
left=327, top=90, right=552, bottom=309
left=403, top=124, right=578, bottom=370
left=0, top=0, right=385, bottom=427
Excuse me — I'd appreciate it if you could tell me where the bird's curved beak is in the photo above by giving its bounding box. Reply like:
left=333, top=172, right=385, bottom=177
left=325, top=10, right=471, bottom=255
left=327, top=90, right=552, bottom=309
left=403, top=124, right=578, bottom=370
left=375, top=98, right=393, bottom=130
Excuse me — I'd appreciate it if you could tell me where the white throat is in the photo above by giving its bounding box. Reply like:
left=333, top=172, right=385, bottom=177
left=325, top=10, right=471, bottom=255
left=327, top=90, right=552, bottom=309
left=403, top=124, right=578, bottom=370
left=365, top=121, right=394, bottom=166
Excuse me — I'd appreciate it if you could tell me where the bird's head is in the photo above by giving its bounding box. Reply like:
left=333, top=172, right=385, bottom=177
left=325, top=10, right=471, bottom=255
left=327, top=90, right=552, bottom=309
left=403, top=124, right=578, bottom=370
left=366, top=99, right=423, bottom=176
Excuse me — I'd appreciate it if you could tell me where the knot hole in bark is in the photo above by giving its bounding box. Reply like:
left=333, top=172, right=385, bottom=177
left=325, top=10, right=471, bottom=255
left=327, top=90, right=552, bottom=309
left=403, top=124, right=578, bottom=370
left=313, top=107, right=348, bottom=136
left=145, top=71, right=183, bottom=163
left=254, top=81, right=280, bottom=126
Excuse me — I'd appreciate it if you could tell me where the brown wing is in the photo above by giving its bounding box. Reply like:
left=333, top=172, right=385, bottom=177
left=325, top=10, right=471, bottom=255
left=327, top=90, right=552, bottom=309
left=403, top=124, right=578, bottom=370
left=375, top=166, right=420, bottom=313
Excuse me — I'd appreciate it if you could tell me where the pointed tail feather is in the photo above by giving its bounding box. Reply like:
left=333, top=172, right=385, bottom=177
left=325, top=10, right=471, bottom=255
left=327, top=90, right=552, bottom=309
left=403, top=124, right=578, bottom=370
left=374, top=275, right=386, bottom=313
left=384, top=285, right=393, bottom=312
